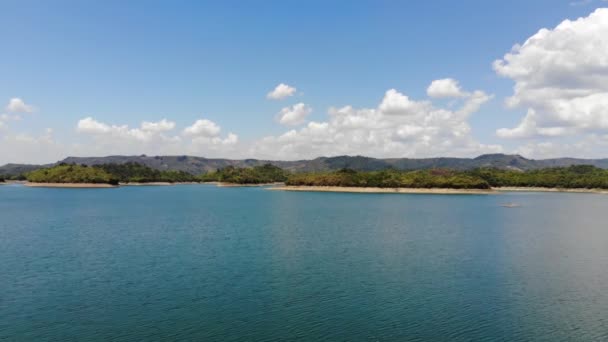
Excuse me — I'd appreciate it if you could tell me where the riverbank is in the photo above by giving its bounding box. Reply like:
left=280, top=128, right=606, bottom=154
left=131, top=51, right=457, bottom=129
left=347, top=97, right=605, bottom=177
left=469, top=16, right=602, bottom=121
left=217, top=182, right=285, bottom=187
left=119, top=182, right=200, bottom=186
left=269, top=186, right=496, bottom=194
left=25, top=182, right=117, bottom=188
left=494, top=187, right=608, bottom=194
left=270, top=185, right=608, bottom=194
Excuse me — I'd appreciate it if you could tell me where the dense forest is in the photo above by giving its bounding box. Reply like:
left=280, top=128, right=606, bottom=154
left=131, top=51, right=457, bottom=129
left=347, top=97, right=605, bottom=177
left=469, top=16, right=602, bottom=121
left=286, top=165, right=608, bottom=189
left=25, top=163, right=199, bottom=184
left=200, top=164, right=288, bottom=184
left=26, top=164, right=118, bottom=184
left=469, top=165, right=608, bottom=188
left=286, top=168, right=492, bottom=189
left=97, top=162, right=198, bottom=183
left=17, top=162, right=608, bottom=189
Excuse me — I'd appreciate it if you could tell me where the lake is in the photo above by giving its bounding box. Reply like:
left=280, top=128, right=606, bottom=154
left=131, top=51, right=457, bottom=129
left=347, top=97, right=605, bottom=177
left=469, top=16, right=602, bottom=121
left=1, top=184, right=607, bottom=341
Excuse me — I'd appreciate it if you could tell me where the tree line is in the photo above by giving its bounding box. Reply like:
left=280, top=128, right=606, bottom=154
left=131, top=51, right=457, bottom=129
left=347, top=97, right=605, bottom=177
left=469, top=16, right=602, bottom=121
left=286, top=165, right=608, bottom=189
left=18, top=162, right=608, bottom=189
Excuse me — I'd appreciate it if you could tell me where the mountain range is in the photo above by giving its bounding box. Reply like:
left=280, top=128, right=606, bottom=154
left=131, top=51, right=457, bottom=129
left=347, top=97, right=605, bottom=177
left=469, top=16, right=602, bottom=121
left=3, top=154, right=608, bottom=177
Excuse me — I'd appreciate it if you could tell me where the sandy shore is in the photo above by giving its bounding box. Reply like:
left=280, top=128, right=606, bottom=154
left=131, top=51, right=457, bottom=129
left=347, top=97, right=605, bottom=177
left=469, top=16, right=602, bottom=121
left=121, top=182, right=202, bottom=186
left=217, top=182, right=285, bottom=187
left=269, top=186, right=495, bottom=194
left=120, top=182, right=172, bottom=186
left=270, top=185, right=608, bottom=194
left=495, top=187, right=608, bottom=194
left=26, top=182, right=117, bottom=188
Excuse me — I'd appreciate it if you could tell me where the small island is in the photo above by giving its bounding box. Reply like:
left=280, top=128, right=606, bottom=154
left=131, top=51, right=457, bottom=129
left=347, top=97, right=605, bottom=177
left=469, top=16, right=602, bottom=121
left=24, top=162, right=199, bottom=187
left=26, top=164, right=118, bottom=187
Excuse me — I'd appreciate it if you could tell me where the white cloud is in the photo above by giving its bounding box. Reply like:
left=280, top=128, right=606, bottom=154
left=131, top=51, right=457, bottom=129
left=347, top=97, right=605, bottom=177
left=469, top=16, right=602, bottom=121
left=141, top=119, right=175, bottom=132
left=76, top=117, right=181, bottom=144
left=183, top=119, right=221, bottom=137
left=0, top=129, right=67, bottom=164
left=427, top=78, right=469, bottom=98
left=72, top=117, right=239, bottom=158
left=277, top=103, right=312, bottom=126
left=251, top=81, right=500, bottom=159
left=6, top=98, right=34, bottom=113
left=184, top=119, right=238, bottom=149
left=77, top=117, right=112, bottom=134
left=494, top=8, right=608, bottom=139
left=378, top=89, right=431, bottom=115
left=267, top=83, right=297, bottom=100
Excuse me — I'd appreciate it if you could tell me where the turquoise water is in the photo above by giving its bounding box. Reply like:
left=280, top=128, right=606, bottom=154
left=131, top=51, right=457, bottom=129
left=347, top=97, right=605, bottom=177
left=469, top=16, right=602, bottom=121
left=1, top=184, right=608, bottom=341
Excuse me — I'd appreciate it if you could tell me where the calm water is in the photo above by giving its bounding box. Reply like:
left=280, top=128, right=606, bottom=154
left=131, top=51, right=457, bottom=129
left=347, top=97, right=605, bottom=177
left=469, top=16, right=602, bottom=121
left=1, top=184, right=608, bottom=341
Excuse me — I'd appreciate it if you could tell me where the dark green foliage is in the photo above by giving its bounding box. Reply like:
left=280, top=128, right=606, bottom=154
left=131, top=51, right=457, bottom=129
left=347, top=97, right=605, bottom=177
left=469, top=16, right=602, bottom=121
left=286, top=165, right=608, bottom=189
left=25, top=162, right=198, bottom=184
left=200, top=164, right=288, bottom=184
left=20, top=161, right=608, bottom=189
left=286, top=169, right=491, bottom=189
left=26, top=164, right=118, bottom=184
left=97, top=162, right=198, bottom=183
left=470, top=165, right=608, bottom=189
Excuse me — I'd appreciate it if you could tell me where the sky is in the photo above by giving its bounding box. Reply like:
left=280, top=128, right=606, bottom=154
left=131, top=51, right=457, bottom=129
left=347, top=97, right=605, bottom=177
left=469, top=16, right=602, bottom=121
left=1, top=0, right=608, bottom=164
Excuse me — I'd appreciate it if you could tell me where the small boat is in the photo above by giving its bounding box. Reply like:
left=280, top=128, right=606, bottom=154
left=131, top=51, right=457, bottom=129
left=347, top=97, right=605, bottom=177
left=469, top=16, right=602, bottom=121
left=500, top=203, right=521, bottom=208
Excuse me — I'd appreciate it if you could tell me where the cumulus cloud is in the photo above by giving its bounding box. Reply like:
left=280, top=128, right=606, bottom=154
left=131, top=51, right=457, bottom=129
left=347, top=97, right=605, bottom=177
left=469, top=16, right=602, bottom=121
left=72, top=116, right=239, bottom=157
left=0, top=113, right=24, bottom=132
left=77, top=117, right=178, bottom=142
left=183, top=119, right=221, bottom=137
left=427, top=78, right=469, bottom=98
left=183, top=118, right=238, bottom=147
left=494, top=8, right=608, bottom=139
left=277, top=103, right=312, bottom=126
left=267, top=83, right=297, bottom=100
left=6, top=98, right=34, bottom=113
left=0, top=128, right=68, bottom=164
left=251, top=80, right=500, bottom=159
left=75, top=117, right=182, bottom=157
left=141, top=119, right=175, bottom=132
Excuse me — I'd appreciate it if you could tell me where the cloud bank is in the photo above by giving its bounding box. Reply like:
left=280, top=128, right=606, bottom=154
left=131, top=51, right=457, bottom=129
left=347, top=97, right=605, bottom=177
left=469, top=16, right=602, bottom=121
left=495, top=8, right=608, bottom=139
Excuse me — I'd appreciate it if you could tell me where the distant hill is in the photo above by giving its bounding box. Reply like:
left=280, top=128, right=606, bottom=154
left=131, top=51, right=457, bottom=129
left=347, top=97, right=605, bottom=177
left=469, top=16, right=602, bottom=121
left=0, top=163, right=52, bottom=177
left=2, top=154, right=608, bottom=176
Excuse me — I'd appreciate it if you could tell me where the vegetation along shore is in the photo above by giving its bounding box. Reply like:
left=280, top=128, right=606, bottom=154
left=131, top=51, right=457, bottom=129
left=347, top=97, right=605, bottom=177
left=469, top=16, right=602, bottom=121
left=4, top=161, right=608, bottom=193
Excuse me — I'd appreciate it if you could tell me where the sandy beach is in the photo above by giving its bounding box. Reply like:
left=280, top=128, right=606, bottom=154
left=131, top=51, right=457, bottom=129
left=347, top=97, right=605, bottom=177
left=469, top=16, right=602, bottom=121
left=120, top=182, right=173, bottom=186
left=269, top=186, right=496, bottom=194
left=269, top=185, right=608, bottom=194
left=217, top=182, right=285, bottom=187
left=25, top=182, right=117, bottom=188
left=494, top=187, right=608, bottom=194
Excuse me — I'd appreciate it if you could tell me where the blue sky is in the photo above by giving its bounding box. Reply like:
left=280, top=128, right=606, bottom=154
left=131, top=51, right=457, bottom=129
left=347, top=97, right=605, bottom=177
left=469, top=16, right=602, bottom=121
left=1, top=0, right=608, bottom=163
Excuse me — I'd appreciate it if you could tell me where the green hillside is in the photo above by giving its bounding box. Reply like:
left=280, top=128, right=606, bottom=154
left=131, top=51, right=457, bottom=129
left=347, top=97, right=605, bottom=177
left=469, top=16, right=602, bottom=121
left=27, top=164, right=118, bottom=184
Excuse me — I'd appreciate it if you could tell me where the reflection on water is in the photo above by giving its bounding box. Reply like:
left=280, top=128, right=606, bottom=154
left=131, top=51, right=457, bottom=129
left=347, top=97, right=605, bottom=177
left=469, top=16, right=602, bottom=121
left=1, top=186, right=607, bottom=341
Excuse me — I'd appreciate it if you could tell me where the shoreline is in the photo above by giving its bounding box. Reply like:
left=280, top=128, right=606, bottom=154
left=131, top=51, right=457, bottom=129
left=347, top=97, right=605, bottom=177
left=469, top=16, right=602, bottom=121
left=14, top=182, right=608, bottom=193
left=217, top=182, right=285, bottom=187
left=269, top=186, right=496, bottom=194
left=119, top=182, right=200, bottom=186
left=269, top=185, right=608, bottom=194
left=25, top=182, right=118, bottom=188
left=494, top=187, right=608, bottom=194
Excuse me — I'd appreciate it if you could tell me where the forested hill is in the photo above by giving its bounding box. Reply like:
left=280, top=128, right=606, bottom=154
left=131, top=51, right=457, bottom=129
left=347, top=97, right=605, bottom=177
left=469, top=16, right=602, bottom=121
left=3, top=154, right=608, bottom=177
left=57, top=154, right=608, bottom=173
